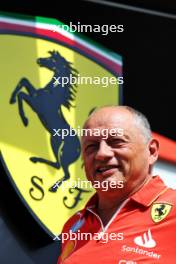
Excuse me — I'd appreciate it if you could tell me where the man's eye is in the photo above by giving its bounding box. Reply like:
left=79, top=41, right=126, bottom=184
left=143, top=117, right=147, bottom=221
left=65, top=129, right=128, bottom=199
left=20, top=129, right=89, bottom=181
left=108, top=139, right=125, bottom=146
left=85, top=144, right=97, bottom=153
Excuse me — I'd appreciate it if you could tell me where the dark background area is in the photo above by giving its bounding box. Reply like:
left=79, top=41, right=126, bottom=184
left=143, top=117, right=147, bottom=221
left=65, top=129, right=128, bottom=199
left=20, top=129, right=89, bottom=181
left=0, top=0, right=176, bottom=263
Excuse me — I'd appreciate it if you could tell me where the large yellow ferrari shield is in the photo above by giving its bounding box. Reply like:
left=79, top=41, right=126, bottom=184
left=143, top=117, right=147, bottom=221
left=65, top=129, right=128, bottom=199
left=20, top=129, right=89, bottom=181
left=0, top=12, right=123, bottom=237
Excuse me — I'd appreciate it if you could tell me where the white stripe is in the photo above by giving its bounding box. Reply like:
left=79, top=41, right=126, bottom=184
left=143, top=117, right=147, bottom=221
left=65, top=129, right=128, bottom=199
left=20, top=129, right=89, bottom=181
left=0, top=16, right=122, bottom=66
left=103, top=198, right=129, bottom=232
left=87, top=198, right=129, bottom=233
left=87, top=208, right=105, bottom=231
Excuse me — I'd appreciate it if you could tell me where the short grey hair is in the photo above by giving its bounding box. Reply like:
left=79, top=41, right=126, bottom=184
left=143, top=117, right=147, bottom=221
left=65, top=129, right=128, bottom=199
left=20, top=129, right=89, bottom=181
left=86, top=105, right=152, bottom=143
left=123, top=106, right=152, bottom=143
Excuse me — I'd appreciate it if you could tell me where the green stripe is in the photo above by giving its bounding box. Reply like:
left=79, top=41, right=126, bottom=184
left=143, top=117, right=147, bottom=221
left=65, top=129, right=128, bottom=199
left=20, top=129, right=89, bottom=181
left=36, top=16, right=122, bottom=61
left=0, top=11, right=122, bottom=63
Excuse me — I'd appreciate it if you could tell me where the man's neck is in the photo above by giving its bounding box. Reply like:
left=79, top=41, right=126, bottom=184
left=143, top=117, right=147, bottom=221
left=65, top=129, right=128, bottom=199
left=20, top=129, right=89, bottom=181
left=97, top=197, right=127, bottom=227
left=96, top=176, right=152, bottom=226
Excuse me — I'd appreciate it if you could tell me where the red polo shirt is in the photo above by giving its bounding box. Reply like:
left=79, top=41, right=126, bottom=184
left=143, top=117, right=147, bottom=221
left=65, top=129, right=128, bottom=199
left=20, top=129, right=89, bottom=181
left=57, top=176, right=176, bottom=264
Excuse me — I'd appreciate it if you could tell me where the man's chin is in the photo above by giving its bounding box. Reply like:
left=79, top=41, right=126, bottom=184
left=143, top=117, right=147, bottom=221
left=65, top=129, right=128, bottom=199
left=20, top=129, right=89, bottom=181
left=95, top=172, right=124, bottom=182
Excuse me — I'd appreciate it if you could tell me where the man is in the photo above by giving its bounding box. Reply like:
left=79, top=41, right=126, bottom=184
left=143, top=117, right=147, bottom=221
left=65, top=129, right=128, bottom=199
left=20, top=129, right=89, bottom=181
left=57, top=106, right=176, bottom=264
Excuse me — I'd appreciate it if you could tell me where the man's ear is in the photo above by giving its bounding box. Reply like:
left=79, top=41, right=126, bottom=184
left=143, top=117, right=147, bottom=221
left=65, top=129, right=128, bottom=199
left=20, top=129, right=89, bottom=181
left=148, top=138, right=159, bottom=166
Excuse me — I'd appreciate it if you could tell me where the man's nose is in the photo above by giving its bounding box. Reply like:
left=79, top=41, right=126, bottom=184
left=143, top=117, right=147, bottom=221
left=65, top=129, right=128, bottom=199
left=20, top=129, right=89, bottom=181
left=95, top=140, right=113, bottom=160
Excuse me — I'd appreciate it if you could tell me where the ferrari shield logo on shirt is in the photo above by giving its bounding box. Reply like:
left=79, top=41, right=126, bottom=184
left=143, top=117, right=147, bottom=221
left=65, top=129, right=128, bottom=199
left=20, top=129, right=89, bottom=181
left=151, top=203, right=172, bottom=223
left=0, top=12, right=123, bottom=238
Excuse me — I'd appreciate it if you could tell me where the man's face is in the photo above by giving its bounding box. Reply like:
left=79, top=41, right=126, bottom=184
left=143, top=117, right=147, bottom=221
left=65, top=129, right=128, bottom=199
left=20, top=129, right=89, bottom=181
left=81, top=107, right=158, bottom=195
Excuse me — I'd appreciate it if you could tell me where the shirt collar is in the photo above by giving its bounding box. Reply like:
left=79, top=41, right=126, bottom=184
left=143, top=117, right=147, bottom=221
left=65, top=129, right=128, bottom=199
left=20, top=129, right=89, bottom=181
left=84, top=176, right=168, bottom=212
left=130, top=175, right=168, bottom=207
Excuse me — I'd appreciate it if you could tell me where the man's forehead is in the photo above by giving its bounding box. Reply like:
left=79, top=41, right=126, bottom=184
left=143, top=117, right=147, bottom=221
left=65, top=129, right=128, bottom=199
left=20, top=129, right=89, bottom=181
left=81, top=131, right=129, bottom=144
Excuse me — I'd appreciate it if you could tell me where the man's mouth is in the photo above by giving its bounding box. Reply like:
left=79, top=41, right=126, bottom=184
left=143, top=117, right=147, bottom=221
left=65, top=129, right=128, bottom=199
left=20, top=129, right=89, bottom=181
left=95, top=165, right=120, bottom=176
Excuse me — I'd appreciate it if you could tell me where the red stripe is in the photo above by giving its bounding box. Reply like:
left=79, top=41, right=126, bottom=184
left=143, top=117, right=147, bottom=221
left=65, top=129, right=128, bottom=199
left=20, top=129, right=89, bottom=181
left=152, top=132, right=176, bottom=164
left=0, top=22, right=122, bottom=74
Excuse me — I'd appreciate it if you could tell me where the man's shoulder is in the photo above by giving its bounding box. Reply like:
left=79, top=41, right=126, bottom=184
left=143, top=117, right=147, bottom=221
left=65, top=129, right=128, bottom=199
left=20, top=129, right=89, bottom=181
left=158, top=185, right=176, bottom=202
left=154, top=186, right=176, bottom=216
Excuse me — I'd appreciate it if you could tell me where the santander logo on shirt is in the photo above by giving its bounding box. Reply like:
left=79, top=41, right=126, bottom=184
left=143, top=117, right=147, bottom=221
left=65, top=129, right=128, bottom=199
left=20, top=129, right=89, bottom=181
left=134, top=229, right=156, bottom=248
left=121, top=229, right=161, bottom=260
